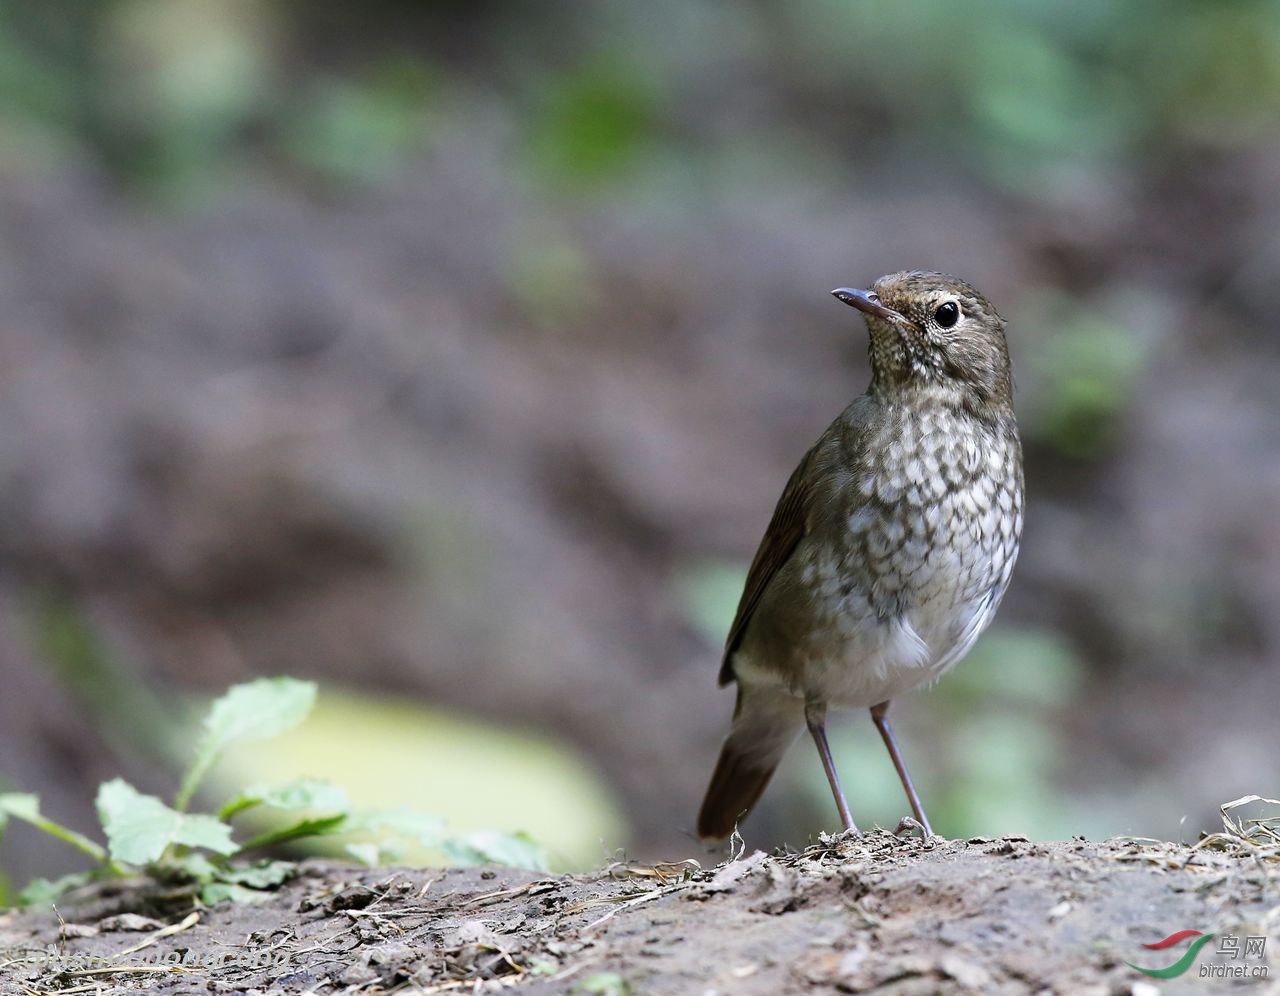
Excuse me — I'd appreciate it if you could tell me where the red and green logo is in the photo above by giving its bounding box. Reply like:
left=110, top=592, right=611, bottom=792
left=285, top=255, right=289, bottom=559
left=1127, top=930, right=1216, bottom=978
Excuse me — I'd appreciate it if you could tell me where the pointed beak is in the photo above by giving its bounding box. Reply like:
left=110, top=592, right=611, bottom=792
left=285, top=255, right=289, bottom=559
left=831, top=287, right=915, bottom=329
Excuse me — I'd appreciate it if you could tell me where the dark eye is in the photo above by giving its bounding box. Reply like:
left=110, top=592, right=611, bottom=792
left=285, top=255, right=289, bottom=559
left=934, top=301, right=960, bottom=328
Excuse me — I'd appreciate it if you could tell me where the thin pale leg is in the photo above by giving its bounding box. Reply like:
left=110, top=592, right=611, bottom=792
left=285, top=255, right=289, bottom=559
left=804, top=700, right=858, bottom=833
left=870, top=700, right=933, bottom=835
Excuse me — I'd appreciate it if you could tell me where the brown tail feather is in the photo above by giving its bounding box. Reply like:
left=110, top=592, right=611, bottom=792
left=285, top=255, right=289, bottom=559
left=696, top=686, right=803, bottom=840
left=696, top=744, right=779, bottom=839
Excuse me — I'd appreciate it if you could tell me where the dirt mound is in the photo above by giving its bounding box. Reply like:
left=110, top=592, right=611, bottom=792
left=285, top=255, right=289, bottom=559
left=1, top=832, right=1275, bottom=994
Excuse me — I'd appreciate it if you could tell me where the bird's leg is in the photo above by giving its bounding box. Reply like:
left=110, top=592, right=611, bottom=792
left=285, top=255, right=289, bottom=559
left=804, top=700, right=858, bottom=833
left=870, top=700, right=933, bottom=836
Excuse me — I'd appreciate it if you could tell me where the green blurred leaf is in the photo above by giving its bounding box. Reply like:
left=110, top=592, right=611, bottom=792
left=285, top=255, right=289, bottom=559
left=526, top=63, right=658, bottom=187
left=200, top=881, right=273, bottom=905
left=508, top=229, right=598, bottom=328
left=939, top=713, right=1061, bottom=837
left=218, top=859, right=297, bottom=889
left=676, top=560, right=746, bottom=647
left=0, top=793, right=39, bottom=823
left=441, top=829, right=549, bottom=872
left=25, top=592, right=178, bottom=761
left=931, top=627, right=1084, bottom=836
left=345, top=842, right=382, bottom=866
left=284, top=59, right=436, bottom=185
left=163, top=851, right=220, bottom=885
left=219, top=777, right=349, bottom=821
left=578, top=972, right=632, bottom=996
left=95, top=0, right=276, bottom=197
left=342, top=807, right=448, bottom=847
left=0, top=792, right=108, bottom=863
left=236, top=814, right=348, bottom=854
left=969, top=24, right=1134, bottom=156
left=942, top=627, right=1082, bottom=709
left=177, top=677, right=316, bottom=811
left=1022, top=299, right=1147, bottom=459
left=97, top=779, right=236, bottom=864
left=18, top=872, right=92, bottom=908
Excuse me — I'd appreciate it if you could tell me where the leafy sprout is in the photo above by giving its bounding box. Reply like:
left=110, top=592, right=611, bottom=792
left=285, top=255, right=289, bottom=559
left=0, top=677, right=548, bottom=908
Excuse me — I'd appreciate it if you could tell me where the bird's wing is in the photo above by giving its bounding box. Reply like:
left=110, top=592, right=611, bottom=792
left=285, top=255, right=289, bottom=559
left=719, top=448, right=817, bottom=685
left=719, top=398, right=877, bottom=687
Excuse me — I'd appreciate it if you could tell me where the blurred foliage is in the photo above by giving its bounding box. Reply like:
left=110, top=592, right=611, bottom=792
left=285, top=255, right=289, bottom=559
left=787, top=0, right=1280, bottom=190
left=675, top=559, right=747, bottom=649
left=0, top=678, right=556, bottom=908
left=25, top=591, right=182, bottom=762
left=508, top=223, right=600, bottom=328
left=1018, top=293, right=1149, bottom=459
left=283, top=58, right=438, bottom=187
left=11, top=597, right=623, bottom=877
left=524, top=61, right=660, bottom=191
left=214, top=687, right=626, bottom=872
left=0, top=1, right=437, bottom=198
left=95, top=0, right=275, bottom=197
left=1, top=0, right=1276, bottom=200
left=934, top=626, right=1087, bottom=838
left=577, top=972, right=633, bottom=996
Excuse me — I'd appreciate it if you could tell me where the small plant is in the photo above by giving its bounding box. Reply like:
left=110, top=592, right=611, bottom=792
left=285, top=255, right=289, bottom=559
left=0, top=677, right=547, bottom=907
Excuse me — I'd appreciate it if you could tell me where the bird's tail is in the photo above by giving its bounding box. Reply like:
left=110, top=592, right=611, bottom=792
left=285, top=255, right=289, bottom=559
left=696, top=685, right=803, bottom=840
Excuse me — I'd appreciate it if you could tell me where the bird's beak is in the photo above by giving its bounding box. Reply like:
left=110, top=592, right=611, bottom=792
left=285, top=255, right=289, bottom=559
left=831, top=287, right=915, bottom=329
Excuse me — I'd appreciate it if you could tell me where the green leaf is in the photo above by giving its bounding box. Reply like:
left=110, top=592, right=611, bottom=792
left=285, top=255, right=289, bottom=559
left=342, top=807, right=447, bottom=847
left=218, top=860, right=297, bottom=889
left=1022, top=301, right=1147, bottom=459
left=441, top=830, right=549, bottom=872
left=338, top=809, right=546, bottom=870
left=345, top=842, right=382, bottom=866
left=526, top=63, right=659, bottom=188
left=97, top=779, right=237, bottom=864
left=176, top=677, right=316, bottom=811
left=235, top=814, right=348, bottom=853
left=674, top=560, right=747, bottom=647
left=201, top=881, right=273, bottom=905
left=283, top=61, right=436, bottom=186
left=344, top=838, right=407, bottom=866
left=160, top=856, right=294, bottom=899
left=220, top=778, right=349, bottom=820
left=578, top=972, right=632, bottom=996
left=18, top=872, right=92, bottom=908
left=162, top=852, right=220, bottom=885
left=0, top=793, right=39, bottom=821
left=943, top=627, right=1082, bottom=708
left=0, top=793, right=108, bottom=863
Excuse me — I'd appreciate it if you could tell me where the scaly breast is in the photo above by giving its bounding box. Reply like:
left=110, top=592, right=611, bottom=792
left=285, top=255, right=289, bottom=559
left=802, top=407, right=1022, bottom=703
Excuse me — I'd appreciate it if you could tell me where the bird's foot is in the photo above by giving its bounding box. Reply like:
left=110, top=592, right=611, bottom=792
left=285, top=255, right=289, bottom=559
left=817, top=826, right=863, bottom=847
left=893, top=816, right=941, bottom=842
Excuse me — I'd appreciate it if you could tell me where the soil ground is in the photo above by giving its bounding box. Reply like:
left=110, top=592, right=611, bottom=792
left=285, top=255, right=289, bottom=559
left=1, top=832, right=1276, bottom=995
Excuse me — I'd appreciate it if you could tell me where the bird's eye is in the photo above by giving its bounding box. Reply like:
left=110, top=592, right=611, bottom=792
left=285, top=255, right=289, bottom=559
left=933, top=301, right=960, bottom=329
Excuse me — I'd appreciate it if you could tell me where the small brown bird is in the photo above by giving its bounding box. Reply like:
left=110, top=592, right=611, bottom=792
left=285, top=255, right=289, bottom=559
left=697, top=271, right=1023, bottom=840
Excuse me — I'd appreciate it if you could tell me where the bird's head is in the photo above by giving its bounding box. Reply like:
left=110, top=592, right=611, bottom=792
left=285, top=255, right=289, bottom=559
left=832, top=271, right=1013, bottom=418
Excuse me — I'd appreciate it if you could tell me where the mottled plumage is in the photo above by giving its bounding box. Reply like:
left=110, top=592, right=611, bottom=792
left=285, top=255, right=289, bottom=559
left=698, top=271, right=1023, bottom=840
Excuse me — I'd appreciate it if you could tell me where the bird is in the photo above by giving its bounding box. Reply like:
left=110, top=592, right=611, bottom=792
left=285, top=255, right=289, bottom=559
left=696, top=270, right=1023, bottom=840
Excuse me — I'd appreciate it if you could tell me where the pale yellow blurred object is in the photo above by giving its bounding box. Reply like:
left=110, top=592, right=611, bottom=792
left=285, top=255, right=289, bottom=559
left=215, top=686, right=627, bottom=870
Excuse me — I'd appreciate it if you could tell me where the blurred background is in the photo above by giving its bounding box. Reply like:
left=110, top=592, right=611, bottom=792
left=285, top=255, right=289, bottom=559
left=1, top=0, right=1278, bottom=886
